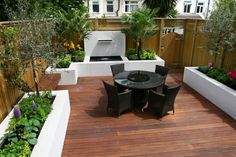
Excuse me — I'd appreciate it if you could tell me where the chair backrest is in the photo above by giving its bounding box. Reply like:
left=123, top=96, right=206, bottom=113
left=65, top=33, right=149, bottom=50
left=163, top=84, right=181, bottom=107
left=155, top=65, right=169, bottom=81
left=110, top=63, right=124, bottom=76
left=102, top=81, right=119, bottom=108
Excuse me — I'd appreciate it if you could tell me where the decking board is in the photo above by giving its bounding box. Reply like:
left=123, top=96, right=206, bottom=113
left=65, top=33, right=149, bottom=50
left=56, top=69, right=236, bottom=157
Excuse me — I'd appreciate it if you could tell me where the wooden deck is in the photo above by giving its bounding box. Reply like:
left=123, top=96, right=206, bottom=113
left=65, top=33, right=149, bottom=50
left=57, top=69, right=236, bottom=157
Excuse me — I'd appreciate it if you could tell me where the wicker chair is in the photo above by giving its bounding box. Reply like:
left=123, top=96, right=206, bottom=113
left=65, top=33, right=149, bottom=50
left=110, top=63, right=125, bottom=76
left=155, top=65, right=169, bottom=81
left=154, top=65, right=170, bottom=93
left=103, top=81, right=132, bottom=116
left=110, top=63, right=126, bottom=92
left=147, top=84, right=181, bottom=117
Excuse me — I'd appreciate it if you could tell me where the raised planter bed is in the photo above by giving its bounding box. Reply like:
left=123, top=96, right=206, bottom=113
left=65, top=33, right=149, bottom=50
left=183, top=67, right=236, bottom=120
left=0, top=90, right=71, bottom=157
left=46, top=56, right=165, bottom=84
left=46, top=65, right=77, bottom=85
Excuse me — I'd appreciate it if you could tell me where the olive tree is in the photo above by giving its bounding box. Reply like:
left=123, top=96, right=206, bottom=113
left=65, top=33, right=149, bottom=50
left=203, top=0, right=236, bottom=68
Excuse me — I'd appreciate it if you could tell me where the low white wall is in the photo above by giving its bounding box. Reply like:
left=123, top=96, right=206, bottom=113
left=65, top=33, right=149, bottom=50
left=45, top=65, right=77, bottom=85
left=47, top=56, right=165, bottom=84
left=73, top=56, right=165, bottom=77
left=183, top=67, right=236, bottom=120
left=0, top=90, right=71, bottom=157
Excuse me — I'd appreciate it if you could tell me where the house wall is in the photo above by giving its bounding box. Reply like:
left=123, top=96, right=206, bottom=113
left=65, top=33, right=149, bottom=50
left=175, top=0, right=215, bottom=19
left=86, top=0, right=144, bottom=17
left=87, top=0, right=215, bottom=19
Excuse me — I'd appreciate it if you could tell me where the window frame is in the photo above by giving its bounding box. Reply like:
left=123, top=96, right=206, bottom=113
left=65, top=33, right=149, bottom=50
left=92, top=0, right=99, bottom=13
left=184, top=3, right=191, bottom=13
left=196, top=2, right=204, bottom=13
left=124, top=0, right=138, bottom=13
left=106, top=0, right=114, bottom=13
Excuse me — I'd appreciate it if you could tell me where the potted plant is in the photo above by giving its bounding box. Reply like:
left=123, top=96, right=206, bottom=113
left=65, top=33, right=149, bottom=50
left=121, top=8, right=159, bottom=60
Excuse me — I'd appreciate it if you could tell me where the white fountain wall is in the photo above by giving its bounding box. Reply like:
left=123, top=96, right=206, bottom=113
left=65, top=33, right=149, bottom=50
left=84, top=31, right=126, bottom=57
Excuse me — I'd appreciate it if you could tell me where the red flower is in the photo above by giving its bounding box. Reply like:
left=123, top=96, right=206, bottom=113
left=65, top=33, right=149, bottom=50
left=228, top=71, right=236, bottom=80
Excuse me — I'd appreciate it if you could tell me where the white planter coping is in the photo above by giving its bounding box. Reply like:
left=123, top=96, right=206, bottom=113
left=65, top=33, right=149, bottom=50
left=183, top=67, right=236, bottom=120
left=0, top=90, right=71, bottom=157
left=46, top=56, right=165, bottom=84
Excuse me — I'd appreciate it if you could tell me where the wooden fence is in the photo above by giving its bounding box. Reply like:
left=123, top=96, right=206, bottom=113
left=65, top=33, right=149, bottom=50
left=91, top=18, right=236, bottom=70
left=0, top=18, right=235, bottom=122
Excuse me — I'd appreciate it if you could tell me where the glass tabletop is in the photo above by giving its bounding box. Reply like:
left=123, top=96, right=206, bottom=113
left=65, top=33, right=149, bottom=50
left=114, top=70, right=164, bottom=90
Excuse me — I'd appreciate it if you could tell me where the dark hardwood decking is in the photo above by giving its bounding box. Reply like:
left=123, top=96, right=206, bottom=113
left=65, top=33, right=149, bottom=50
left=57, top=69, right=236, bottom=157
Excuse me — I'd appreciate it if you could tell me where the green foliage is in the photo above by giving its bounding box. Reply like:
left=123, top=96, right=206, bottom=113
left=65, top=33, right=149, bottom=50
left=207, top=68, right=225, bottom=79
left=0, top=91, right=53, bottom=156
left=197, top=66, right=210, bottom=74
left=0, top=0, right=85, bottom=21
left=140, top=49, right=156, bottom=60
left=0, top=140, right=31, bottom=157
left=200, top=67, right=235, bottom=89
left=56, top=54, right=72, bottom=68
left=143, top=0, right=177, bottom=17
left=126, top=48, right=156, bottom=60
left=55, top=6, right=93, bottom=44
left=203, top=0, right=236, bottom=67
left=0, top=26, right=31, bottom=92
left=122, top=8, right=159, bottom=60
left=0, top=0, right=61, bottom=95
left=71, top=50, right=85, bottom=62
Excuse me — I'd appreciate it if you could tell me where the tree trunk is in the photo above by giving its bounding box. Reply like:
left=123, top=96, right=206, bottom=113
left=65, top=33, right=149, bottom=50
left=137, top=39, right=142, bottom=60
left=31, top=60, right=39, bottom=96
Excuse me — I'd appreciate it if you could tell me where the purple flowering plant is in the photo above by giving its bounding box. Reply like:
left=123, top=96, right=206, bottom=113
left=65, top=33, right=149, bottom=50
left=13, top=106, right=21, bottom=119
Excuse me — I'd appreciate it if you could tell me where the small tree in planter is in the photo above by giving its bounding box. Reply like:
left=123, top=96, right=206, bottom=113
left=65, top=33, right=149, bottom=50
left=121, top=8, right=159, bottom=60
left=203, top=0, right=236, bottom=68
left=0, top=1, right=60, bottom=96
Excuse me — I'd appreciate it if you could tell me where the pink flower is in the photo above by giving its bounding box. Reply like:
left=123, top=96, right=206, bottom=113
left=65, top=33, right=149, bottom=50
left=228, top=71, right=236, bottom=80
left=208, top=61, right=213, bottom=68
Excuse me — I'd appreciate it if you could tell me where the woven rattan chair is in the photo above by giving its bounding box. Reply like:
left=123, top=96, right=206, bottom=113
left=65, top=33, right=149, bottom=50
left=110, top=63, right=126, bottom=92
left=147, top=84, right=181, bottom=117
left=110, top=63, right=125, bottom=76
left=155, top=65, right=169, bottom=82
left=103, top=81, right=132, bottom=116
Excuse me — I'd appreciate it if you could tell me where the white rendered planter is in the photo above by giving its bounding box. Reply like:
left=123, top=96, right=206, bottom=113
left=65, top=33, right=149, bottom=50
left=72, top=55, right=165, bottom=77
left=0, top=90, right=71, bottom=157
left=46, top=65, right=77, bottom=85
left=183, top=67, right=236, bottom=120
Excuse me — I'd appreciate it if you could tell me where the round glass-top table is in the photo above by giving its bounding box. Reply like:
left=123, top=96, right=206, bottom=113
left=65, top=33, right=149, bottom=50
left=114, top=70, right=164, bottom=90
left=114, top=70, right=164, bottom=108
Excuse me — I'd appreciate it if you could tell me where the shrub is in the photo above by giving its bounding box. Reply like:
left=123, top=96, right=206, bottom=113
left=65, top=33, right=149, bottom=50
left=197, top=66, right=236, bottom=90
left=71, top=50, right=85, bottom=62
left=140, top=49, right=156, bottom=60
left=126, top=48, right=156, bottom=60
left=197, top=66, right=210, bottom=74
left=207, top=68, right=226, bottom=79
left=55, top=54, right=71, bottom=68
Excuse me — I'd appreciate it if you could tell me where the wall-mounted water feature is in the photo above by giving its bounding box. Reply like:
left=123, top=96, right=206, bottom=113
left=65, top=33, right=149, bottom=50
left=84, top=31, right=126, bottom=61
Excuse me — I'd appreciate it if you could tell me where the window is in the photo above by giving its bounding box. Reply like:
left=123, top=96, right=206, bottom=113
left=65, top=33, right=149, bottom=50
left=107, top=0, right=113, bottom=12
left=93, top=0, right=99, bottom=12
left=197, top=2, right=204, bottom=13
left=184, top=4, right=191, bottom=13
left=125, top=0, right=138, bottom=12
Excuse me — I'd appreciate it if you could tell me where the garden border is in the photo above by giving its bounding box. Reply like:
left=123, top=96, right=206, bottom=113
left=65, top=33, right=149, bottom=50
left=183, top=67, right=236, bottom=120
left=0, top=90, right=71, bottom=157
